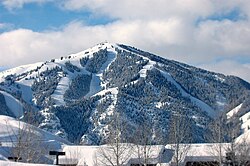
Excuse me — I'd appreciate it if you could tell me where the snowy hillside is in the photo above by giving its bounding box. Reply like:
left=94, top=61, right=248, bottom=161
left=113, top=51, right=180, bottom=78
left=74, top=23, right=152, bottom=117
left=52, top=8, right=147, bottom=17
left=226, top=99, right=250, bottom=140
left=0, top=91, right=23, bottom=117
left=0, top=42, right=249, bottom=144
left=0, top=115, right=69, bottom=144
left=0, top=115, right=70, bottom=164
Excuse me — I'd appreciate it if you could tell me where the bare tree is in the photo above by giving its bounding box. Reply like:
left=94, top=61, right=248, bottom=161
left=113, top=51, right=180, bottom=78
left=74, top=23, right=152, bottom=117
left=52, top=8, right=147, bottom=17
left=223, top=114, right=241, bottom=166
left=235, top=135, right=250, bottom=166
left=205, top=114, right=227, bottom=166
left=167, top=111, right=192, bottom=166
left=6, top=111, right=48, bottom=163
left=222, top=113, right=250, bottom=166
left=205, top=112, right=250, bottom=166
left=132, top=119, right=155, bottom=166
left=95, top=112, right=132, bottom=166
left=205, top=111, right=250, bottom=166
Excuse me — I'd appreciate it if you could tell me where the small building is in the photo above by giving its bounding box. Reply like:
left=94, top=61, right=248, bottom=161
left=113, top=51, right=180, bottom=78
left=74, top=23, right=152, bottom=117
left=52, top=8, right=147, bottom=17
left=56, top=158, right=78, bottom=166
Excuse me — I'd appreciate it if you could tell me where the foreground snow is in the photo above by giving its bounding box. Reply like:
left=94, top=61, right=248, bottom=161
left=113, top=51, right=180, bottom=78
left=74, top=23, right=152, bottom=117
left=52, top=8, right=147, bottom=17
left=0, top=160, right=53, bottom=166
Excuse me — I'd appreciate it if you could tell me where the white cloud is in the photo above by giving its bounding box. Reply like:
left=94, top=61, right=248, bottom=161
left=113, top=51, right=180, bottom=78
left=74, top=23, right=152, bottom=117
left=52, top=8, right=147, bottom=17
left=2, top=0, right=51, bottom=9
left=0, top=23, right=13, bottom=30
left=60, top=0, right=214, bottom=20
left=59, top=0, right=250, bottom=22
left=199, top=60, right=250, bottom=83
left=197, top=20, right=250, bottom=54
left=0, top=19, right=195, bottom=67
left=0, top=23, right=7, bottom=29
left=58, top=1, right=250, bottom=61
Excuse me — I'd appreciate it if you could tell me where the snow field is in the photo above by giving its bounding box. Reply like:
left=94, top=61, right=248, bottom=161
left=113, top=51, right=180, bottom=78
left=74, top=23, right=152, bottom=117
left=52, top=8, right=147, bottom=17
left=0, top=91, right=23, bottom=117
left=226, top=103, right=243, bottom=119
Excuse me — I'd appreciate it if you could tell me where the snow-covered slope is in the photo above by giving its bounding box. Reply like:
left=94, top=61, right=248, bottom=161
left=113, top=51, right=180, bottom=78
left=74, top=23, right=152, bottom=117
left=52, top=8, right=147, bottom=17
left=0, top=115, right=70, bottom=145
left=226, top=103, right=243, bottom=119
left=0, top=115, right=70, bottom=164
left=159, top=69, right=216, bottom=117
left=0, top=91, right=23, bottom=117
left=240, top=111, right=250, bottom=132
left=0, top=42, right=249, bottom=144
left=225, top=102, right=250, bottom=141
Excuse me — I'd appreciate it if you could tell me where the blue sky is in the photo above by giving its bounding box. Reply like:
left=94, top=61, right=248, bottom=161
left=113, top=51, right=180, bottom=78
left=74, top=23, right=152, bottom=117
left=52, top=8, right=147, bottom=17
left=0, top=2, right=115, bottom=32
left=0, top=0, right=250, bottom=82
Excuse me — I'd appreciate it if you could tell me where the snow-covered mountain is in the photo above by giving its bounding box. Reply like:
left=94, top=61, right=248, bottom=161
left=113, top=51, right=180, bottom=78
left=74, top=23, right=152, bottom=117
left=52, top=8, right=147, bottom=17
left=0, top=42, right=250, bottom=144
